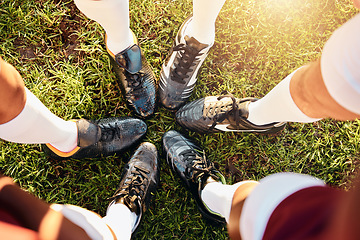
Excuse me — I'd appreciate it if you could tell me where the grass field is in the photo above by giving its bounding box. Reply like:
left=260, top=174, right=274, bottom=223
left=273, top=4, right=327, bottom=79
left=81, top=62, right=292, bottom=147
left=0, top=0, right=359, bottom=239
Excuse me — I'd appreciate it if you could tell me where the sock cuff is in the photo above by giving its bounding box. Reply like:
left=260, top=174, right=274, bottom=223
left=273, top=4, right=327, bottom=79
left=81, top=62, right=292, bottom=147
left=247, top=67, right=321, bottom=125
left=201, top=181, right=258, bottom=222
left=104, top=203, right=135, bottom=238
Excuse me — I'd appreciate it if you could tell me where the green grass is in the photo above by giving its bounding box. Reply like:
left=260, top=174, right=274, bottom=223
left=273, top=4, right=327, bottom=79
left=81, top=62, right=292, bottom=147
left=0, top=0, right=359, bottom=239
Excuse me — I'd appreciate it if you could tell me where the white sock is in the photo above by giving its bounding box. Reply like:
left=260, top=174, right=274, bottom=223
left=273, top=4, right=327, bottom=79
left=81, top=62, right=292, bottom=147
left=201, top=180, right=257, bottom=223
left=0, top=88, right=78, bottom=152
left=185, top=0, right=226, bottom=45
left=247, top=68, right=321, bottom=125
left=103, top=203, right=138, bottom=239
left=74, top=0, right=133, bottom=55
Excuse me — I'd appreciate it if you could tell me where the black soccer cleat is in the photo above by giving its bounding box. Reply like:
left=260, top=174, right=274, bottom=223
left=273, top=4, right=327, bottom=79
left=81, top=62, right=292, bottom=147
left=162, top=130, right=226, bottom=224
left=176, top=95, right=286, bottom=134
left=159, top=15, right=213, bottom=110
left=107, top=142, right=159, bottom=233
left=43, top=117, right=147, bottom=159
left=107, top=34, right=156, bottom=118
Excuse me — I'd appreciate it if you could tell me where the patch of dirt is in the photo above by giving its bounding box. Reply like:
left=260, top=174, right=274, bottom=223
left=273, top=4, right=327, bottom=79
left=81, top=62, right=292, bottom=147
left=13, top=38, right=37, bottom=60
left=14, top=1, right=85, bottom=61
left=338, top=158, right=360, bottom=191
left=57, top=0, right=83, bottom=58
left=225, top=154, right=243, bottom=182
left=225, top=153, right=272, bottom=183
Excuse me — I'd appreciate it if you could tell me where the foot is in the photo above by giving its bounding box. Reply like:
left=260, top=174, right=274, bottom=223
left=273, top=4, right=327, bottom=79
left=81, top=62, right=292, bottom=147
left=107, top=33, right=156, bottom=118
left=162, top=130, right=226, bottom=224
left=159, top=15, right=213, bottom=110
left=176, top=94, right=286, bottom=134
left=107, top=142, right=159, bottom=233
left=43, top=117, right=147, bottom=159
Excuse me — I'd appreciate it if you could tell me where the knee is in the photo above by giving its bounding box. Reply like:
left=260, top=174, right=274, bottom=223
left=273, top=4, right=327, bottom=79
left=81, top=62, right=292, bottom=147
left=289, top=62, right=325, bottom=118
left=0, top=61, right=26, bottom=124
left=290, top=60, right=360, bottom=120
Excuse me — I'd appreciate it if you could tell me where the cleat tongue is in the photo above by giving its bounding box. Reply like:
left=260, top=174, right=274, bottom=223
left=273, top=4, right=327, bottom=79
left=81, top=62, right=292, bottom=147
left=76, top=119, right=101, bottom=147
left=184, top=36, right=209, bottom=52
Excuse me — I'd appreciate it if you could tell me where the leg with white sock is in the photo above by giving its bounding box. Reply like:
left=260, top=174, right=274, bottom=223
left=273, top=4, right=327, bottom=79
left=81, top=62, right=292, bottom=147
left=159, top=0, right=226, bottom=110
left=74, top=0, right=157, bottom=117
left=176, top=14, right=360, bottom=134
left=248, top=13, right=360, bottom=125
left=247, top=60, right=360, bottom=125
left=103, top=203, right=135, bottom=240
left=74, top=0, right=133, bottom=55
left=187, top=0, right=227, bottom=45
left=247, top=66, right=321, bottom=126
left=163, top=130, right=253, bottom=225
left=0, top=57, right=148, bottom=160
left=201, top=180, right=258, bottom=223
left=103, top=142, right=160, bottom=239
left=0, top=88, right=78, bottom=152
left=198, top=172, right=349, bottom=240
left=0, top=57, right=78, bottom=153
left=175, top=56, right=359, bottom=133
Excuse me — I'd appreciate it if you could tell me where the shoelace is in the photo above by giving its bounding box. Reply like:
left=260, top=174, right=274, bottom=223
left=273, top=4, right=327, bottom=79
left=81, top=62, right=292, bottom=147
left=99, top=122, right=122, bottom=141
left=203, top=94, right=241, bottom=131
left=171, top=44, right=203, bottom=84
left=182, top=149, right=216, bottom=184
left=108, top=165, right=150, bottom=212
left=124, top=70, right=145, bottom=93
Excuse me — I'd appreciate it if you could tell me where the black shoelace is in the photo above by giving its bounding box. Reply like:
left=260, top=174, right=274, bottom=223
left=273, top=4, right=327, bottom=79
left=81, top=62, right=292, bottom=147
left=108, top=165, right=150, bottom=212
left=124, top=70, right=145, bottom=93
left=171, top=44, right=203, bottom=84
left=203, top=94, right=241, bottom=131
left=99, top=122, right=122, bottom=141
left=182, top=149, right=216, bottom=184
